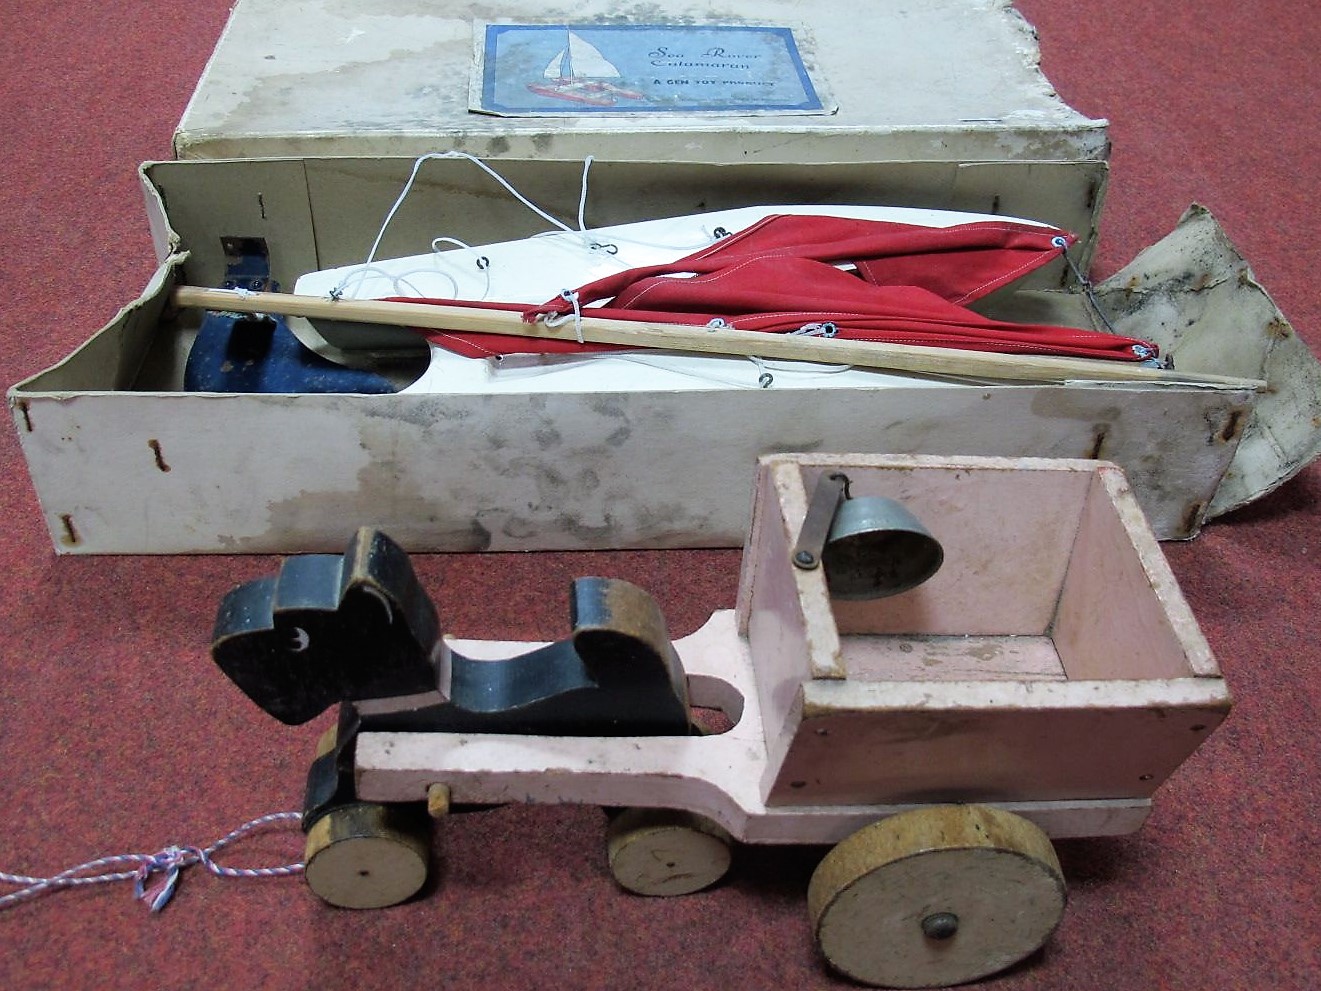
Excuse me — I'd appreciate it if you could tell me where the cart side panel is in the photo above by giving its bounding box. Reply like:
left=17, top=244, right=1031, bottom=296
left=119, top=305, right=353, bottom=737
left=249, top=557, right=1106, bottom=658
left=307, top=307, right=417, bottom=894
left=1053, top=468, right=1220, bottom=680
left=765, top=679, right=1229, bottom=806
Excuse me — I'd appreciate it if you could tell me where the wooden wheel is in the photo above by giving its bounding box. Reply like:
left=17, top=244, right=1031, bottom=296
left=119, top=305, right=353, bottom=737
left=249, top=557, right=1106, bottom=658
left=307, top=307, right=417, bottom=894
left=807, top=805, right=1066, bottom=988
left=304, top=803, right=431, bottom=909
left=606, top=808, right=733, bottom=896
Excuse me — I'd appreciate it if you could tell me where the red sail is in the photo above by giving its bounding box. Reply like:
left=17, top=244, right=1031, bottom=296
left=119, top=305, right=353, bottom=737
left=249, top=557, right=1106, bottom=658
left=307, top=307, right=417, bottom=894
left=391, top=215, right=1156, bottom=363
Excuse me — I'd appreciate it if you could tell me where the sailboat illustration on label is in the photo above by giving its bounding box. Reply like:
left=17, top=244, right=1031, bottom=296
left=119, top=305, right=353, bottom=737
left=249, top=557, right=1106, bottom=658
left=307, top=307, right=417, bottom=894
left=526, top=31, right=646, bottom=107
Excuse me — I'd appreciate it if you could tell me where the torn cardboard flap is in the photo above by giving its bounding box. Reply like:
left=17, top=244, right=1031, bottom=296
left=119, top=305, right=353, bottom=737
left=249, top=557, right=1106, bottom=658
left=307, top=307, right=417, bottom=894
left=1096, top=205, right=1321, bottom=517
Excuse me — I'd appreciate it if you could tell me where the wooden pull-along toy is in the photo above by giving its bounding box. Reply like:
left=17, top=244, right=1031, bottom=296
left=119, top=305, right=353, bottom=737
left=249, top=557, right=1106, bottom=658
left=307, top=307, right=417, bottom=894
left=210, top=453, right=1229, bottom=988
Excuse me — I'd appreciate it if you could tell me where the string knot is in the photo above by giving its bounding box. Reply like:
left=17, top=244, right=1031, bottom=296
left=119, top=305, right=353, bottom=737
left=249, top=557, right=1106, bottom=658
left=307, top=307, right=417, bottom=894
left=558, top=289, right=585, bottom=343
left=134, top=845, right=203, bottom=912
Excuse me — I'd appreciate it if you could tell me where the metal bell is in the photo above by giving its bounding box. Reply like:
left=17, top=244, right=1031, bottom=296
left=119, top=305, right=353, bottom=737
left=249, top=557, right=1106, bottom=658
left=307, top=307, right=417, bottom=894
left=821, top=495, right=944, bottom=600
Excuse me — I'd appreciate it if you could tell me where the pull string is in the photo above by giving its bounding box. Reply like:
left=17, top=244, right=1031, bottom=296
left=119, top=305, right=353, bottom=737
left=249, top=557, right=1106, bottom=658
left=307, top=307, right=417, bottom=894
left=0, top=812, right=304, bottom=913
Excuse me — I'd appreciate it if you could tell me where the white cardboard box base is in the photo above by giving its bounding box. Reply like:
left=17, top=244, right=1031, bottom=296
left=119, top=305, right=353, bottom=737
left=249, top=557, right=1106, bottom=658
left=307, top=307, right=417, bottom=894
left=8, top=154, right=1319, bottom=554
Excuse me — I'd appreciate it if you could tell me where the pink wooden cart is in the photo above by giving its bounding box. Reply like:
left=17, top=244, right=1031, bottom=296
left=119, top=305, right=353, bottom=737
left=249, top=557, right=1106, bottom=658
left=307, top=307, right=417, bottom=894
left=217, top=454, right=1229, bottom=988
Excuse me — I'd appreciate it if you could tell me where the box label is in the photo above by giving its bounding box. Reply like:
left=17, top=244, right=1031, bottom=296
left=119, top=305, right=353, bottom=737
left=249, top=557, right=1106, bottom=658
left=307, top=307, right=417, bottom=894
left=473, top=24, right=828, bottom=116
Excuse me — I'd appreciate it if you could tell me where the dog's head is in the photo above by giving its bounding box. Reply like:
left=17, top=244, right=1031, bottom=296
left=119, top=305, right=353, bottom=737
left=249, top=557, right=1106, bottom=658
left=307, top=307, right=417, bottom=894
left=211, top=529, right=440, bottom=725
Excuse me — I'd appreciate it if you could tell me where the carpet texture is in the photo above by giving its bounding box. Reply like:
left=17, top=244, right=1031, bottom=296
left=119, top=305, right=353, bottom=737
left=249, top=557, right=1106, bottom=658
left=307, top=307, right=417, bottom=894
left=1, top=2, right=1317, bottom=989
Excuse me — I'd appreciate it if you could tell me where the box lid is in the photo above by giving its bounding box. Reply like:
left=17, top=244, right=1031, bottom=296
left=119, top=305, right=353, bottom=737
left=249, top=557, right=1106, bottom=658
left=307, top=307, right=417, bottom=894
left=174, top=0, right=1107, bottom=165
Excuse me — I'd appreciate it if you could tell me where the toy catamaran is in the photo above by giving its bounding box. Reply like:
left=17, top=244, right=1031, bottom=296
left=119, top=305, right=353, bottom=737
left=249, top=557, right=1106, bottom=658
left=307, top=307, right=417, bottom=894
left=177, top=204, right=1265, bottom=394
left=526, top=30, right=645, bottom=106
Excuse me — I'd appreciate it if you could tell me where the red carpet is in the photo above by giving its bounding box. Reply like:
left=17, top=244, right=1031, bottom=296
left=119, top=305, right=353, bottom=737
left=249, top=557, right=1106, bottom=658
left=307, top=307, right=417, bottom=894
left=1, top=2, right=1318, bottom=988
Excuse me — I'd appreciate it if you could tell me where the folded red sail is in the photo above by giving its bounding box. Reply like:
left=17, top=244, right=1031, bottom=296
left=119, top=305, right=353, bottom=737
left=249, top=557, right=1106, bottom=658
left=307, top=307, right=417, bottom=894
left=395, top=214, right=1157, bottom=363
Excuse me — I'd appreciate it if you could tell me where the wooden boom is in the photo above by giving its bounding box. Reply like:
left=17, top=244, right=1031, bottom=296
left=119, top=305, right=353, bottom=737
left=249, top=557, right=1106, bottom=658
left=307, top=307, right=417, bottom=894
left=172, top=285, right=1266, bottom=390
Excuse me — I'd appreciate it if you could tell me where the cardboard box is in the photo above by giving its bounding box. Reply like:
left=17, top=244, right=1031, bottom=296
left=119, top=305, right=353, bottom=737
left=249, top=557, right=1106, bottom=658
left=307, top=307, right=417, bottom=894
left=8, top=155, right=1319, bottom=554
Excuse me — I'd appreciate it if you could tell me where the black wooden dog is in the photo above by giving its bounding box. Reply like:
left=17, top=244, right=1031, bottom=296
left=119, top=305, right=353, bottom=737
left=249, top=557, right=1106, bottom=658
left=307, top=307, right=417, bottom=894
left=212, top=528, right=696, bottom=827
left=211, top=528, right=693, bottom=737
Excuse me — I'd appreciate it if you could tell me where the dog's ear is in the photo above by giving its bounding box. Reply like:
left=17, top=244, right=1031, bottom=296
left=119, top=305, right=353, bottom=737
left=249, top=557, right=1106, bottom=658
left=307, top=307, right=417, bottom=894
left=335, top=528, right=442, bottom=702
left=570, top=577, right=690, bottom=731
